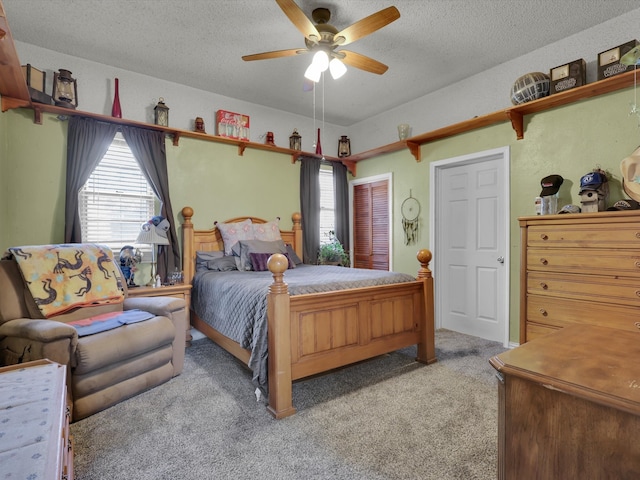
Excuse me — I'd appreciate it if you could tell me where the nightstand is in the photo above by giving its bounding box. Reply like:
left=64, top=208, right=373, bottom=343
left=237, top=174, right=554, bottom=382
left=127, top=284, right=193, bottom=346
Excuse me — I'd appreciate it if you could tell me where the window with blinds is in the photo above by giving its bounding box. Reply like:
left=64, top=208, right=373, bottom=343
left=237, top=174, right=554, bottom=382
left=79, top=133, right=157, bottom=254
left=319, top=167, right=335, bottom=244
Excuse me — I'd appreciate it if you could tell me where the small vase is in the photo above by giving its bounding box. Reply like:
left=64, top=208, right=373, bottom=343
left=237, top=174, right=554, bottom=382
left=315, top=128, right=322, bottom=155
left=111, top=78, right=122, bottom=118
left=397, top=124, right=410, bottom=140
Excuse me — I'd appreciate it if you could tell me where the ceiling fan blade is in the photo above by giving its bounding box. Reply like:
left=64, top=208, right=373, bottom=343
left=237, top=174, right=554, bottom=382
left=333, top=6, right=400, bottom=46
left=276, top=0, right=321, bottom=43
left=340, top=50, right=389, bottom=75
left=242, top=48, right=307, bottom=61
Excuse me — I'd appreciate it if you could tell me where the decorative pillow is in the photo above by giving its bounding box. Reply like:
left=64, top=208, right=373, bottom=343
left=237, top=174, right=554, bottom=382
left=232, top=239, right=287, bottom=271
left=206, top=256, right=238, bottom=272
left=250, top=252, right=295, bottom=272
left=196, top=250, right=224, bottom=272
left=253, top=219, right=282, bottom=242
left=216, top=218, right=254, bottom=256
left=285, top=243, right=303, bottom=265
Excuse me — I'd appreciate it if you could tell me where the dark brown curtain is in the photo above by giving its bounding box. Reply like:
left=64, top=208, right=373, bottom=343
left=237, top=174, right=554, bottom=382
left=64, top=116, right=118, bottom=243
left=64, top=117, right=179, bottom=280
left=121, top=126, right=180, bottom=280
left=299, top=156, right=320, bottom=264
left=333, top=161, right=350, bottom=250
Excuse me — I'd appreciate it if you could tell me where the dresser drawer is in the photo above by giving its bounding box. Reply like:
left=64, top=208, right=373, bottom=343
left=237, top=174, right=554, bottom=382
left=527, top=294, right=640, bottom=332
left=527, top=248, right=640, bottom=276
left=527, top=271, right=640, bottom=307
left=525, top=322, right=560, bottom=342
left=527, top=223, right=640, bottom=248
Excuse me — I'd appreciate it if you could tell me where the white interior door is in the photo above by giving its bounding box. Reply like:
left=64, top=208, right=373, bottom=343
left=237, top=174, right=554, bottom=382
left=430, top=147, right=509, bottom=345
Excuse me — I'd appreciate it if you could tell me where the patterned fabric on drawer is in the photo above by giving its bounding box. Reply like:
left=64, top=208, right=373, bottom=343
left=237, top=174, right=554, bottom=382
left=0, top=362, right=66, bottom=479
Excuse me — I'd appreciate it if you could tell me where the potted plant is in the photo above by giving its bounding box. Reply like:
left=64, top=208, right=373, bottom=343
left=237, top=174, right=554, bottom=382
left=318, top=231, right=350, bottom=266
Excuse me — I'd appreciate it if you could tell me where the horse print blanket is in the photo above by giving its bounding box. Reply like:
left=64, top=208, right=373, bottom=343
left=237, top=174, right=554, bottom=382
left=5, top=243, right=124, bottom=318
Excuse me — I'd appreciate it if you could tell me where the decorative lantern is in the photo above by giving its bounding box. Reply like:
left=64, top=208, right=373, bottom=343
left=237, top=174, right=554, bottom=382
left=51, top=69, right=77, bottom=109
left=289, top=128, right=302, bottom=151
left=154, top=98, right=169, bottom=126
left=338, top=135, right=351, bottom=157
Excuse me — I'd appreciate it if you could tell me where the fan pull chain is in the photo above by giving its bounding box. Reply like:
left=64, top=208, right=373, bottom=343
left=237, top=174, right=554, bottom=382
left=321, top=72, right=325, bottom=160
left=312, top=80, right=317, bottom=151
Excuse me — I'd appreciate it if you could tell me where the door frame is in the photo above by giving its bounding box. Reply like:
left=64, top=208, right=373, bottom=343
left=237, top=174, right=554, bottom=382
left=349, top=172, right=393, bottom=270
left=429, top=146, right=511, bottom=346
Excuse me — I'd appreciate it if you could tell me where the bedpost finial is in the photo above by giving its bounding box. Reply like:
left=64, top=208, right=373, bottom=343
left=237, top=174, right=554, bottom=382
left=417, top=249, right=432, bottom=278
left=181, top=206, right=194, bottom=223
left=268, top=253, right=289, bottom=294
left=267, top=253, right=288, bottom=274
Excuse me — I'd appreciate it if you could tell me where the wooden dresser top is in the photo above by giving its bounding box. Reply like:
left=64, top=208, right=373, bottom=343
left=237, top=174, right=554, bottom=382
left=491, top=324, right=640, bottom=415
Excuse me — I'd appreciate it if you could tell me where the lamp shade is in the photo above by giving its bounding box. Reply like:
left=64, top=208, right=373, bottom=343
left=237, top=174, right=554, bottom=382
left=136, top=224, right=169, bottom=245
left=304, top=63, right=322, bottom=83
left=329, top=58, right=347, bottom=79
left=312, top=50, right=329, bottom=72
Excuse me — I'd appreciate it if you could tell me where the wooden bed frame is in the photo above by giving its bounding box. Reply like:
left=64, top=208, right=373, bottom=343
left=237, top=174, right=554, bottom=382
left=181, top=206, right=437, bottom=418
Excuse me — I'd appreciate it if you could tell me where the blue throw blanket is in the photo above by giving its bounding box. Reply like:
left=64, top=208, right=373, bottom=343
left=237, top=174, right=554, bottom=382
left=68, top=309, right=154, bottom=336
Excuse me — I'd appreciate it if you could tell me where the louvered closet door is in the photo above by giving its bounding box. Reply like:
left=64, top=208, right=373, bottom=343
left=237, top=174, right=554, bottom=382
left=353, top=180, right=389, bottom=270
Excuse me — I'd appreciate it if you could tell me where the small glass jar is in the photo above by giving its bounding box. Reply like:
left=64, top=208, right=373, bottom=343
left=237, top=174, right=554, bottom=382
left=541, top=194, right=558, bottom=215
left=168, top=268, right=184, bottom=285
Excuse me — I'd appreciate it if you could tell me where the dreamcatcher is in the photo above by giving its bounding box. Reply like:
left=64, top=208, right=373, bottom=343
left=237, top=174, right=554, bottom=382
left=401, top=191, right=421, bottom=245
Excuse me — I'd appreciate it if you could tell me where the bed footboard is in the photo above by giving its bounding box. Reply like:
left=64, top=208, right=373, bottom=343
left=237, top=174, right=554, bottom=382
left=266, top=249, right=436, bottom=419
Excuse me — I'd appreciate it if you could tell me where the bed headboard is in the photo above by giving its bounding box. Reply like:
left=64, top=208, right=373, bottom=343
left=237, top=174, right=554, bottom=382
left=180, top=206, right=303, bottom=285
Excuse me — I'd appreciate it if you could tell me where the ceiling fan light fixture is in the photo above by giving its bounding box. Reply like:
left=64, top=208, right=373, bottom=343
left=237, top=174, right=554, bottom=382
left=304, top=62, right=322, bottom=82
left=329, top=58, right=347, bottom=79
left=311, top=50, right=329, bottom=72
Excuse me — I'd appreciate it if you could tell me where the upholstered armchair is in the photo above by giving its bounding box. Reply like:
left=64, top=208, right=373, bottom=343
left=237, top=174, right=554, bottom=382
left=0, top=245, right=187, bottom=421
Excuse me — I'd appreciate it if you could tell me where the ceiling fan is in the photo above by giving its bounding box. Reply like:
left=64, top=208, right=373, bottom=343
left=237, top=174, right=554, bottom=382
left=242, top=0, right=400, bottom=82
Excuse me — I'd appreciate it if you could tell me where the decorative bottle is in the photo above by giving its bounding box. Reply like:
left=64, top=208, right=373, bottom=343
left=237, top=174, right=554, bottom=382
left=112, top=78, right=122, bottom=118
left=315, top=128, right=322, bottom=155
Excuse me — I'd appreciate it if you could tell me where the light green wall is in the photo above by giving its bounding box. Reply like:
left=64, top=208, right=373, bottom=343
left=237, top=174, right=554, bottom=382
left=355, top=87, right=640, bottom=343
left=3, top=109, right=68, bottom=247
left=0, top=109, right=301, bottom=252
left=2, top=87, right=639, bottom=342
left=0, top=107, right=6, bottom=249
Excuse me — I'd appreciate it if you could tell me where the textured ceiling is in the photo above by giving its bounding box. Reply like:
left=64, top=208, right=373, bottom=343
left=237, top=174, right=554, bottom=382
left=3, top=0, right=640, bottom=126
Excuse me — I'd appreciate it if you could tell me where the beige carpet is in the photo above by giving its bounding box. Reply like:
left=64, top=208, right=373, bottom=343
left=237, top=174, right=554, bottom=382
left=70, top=329, right=507, bottom=479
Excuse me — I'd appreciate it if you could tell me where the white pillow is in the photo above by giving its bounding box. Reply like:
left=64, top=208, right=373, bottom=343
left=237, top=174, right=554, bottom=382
left=253, top=218, right=281, bottom=242
left=216, top=218, right=254, bottom=256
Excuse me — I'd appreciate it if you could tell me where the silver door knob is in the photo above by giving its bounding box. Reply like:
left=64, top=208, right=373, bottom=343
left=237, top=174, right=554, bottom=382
left=497, top=256, right=504, bottom=263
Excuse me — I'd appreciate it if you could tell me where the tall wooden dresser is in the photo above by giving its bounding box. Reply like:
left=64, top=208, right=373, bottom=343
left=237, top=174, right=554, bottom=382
left=519, top=210, right=640, bottom=343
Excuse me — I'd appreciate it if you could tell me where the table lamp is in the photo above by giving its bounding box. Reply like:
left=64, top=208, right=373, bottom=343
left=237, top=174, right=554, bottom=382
left=136, top=222, right=170, bottom=286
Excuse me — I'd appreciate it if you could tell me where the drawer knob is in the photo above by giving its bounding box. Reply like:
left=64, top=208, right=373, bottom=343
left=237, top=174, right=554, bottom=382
left=539, top=282, right=548, bottom=290
left=540, top=234, right=549, bottom=241
left=539, top=308, right=548, bottom=316
left=636, top=232, right=640, bottom=239
left=636, top=261, right=640, bottom=269
left=539, top=258, right=548, bottom=265
left=636, top=290, right=640, bottom=298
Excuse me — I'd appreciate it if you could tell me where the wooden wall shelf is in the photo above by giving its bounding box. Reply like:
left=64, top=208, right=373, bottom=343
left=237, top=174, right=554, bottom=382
left=0, top=0, right=636, bottom=174
left=348, top=69, right=639, bottom=163
left=6, top=101, right=356, bottom=174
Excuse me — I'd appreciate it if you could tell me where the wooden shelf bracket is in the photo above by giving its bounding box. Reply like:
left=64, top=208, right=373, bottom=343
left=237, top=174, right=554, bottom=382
left=507, top=110, right=524, bottom=140
left=406, top=141, right=421, bottom=162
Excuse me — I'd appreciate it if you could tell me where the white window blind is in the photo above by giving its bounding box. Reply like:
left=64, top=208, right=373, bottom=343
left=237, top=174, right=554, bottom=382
left=319, top=167, right=335, bottom=244
left=79, top=133, right=157, bottom=254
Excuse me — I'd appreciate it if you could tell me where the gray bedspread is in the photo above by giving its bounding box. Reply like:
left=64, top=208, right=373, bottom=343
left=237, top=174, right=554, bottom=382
left=191, top=264, right=416, bottom=394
